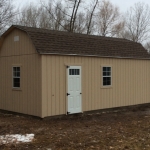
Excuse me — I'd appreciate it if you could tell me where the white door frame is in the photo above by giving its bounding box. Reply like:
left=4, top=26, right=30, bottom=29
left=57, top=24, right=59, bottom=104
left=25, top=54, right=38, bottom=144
left=66, top=66, right=82, bottom=114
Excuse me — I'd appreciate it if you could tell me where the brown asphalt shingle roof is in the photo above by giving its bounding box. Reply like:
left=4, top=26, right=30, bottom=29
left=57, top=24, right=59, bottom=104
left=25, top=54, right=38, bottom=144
left=11, top=25, right=150, bottom=59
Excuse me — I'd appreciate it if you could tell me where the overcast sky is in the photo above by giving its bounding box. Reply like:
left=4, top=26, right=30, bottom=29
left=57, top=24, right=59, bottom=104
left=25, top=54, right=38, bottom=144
left=13, top=0, right=150, bottom=12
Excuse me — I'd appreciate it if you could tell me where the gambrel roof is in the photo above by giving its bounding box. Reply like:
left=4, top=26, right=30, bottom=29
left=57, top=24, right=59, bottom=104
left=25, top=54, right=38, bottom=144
left=1, top=25, right=150, bottom=59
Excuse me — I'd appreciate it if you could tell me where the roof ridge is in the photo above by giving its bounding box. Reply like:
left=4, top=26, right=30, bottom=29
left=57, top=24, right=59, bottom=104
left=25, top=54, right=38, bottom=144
left=12, top=25, right=132, bottom=43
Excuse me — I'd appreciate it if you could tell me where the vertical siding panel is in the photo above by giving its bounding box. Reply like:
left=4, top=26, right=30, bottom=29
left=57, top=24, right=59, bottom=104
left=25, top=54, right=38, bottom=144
left=22, top=55, right=27, bottom=114
left=145, top=60, right=147, bottom=103
left=100, top=58, right=103, bottom=108
left=27, top=55, right=31, bottom=114
left=108, top=58, right=112, bottom=108
left=59, top=56, right=65, bottom=114
left=135, top=60, right=138, bottom=104
left=124, top=59, right=127, bottom=106
left=127, top=59, right=130, bottom=106
left=87, top=57, right=90, bottom=111
left=113, top=59, right=116, bottom=108
left=42, top=56, right=48, bottom=117
left=144, top=61, right=146, bottom=103
left=112, top=59, right=115, bottom=108
left=136, top=60, right=140, bottom=104
left=55, top=56, right=60, bottom=115
left=102, top=58, right=107, bottom=108
left=95, top=58, right=99, bottom=109
left=109, top=58, right=112, bottom=108
left=91, top=58, right=95, bottom=110
left=98, top=58, right=101, bottom=109
left=51, top=55, right=56, bottom=116
left=47, top=55, right=52, bottom=116
left=133, top=60, right=135, bottom=105
left=122, top=59, right=125, bottom=106
left=118, top=59, right=121, bottom=107
left=99, top=59, right=103, bottom=109
left=84, top=57, right=88, bottom=111
left=89, top=57, right=92, bottom=110
left=64, top=56, right=68, bottom=114
left=147, top=60, right=149, bottom=103
left=4, top=57, right=7, bottom=110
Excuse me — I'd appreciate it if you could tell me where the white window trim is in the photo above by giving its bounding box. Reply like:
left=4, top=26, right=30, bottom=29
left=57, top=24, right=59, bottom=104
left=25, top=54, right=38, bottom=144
left=12, top=66, right=21, bottom=89
left=101, top=65, right=112, bottom=88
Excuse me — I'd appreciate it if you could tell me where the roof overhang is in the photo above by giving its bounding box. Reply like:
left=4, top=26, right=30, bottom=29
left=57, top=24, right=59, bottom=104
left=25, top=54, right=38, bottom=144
left=40, top=52, right=150, bottom=60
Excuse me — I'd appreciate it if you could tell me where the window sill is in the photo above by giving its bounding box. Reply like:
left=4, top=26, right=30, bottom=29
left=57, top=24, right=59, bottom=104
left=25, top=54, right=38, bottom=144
left=101, top=86, right=112, bottom=89
left=12, top=88, right=22, bottom=91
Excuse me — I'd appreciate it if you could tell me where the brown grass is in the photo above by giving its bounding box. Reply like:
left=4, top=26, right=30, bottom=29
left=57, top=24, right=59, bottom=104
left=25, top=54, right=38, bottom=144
left=0, top=104, right=150, bottom=150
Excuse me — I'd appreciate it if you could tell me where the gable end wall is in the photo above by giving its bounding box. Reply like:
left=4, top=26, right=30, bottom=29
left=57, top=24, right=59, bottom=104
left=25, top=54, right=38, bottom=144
left=0, top=29, right=42, bottom=117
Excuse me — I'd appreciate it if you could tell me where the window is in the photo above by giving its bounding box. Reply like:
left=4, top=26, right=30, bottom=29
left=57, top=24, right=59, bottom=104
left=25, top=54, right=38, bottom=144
left=13, top=67, right=20, bottom=88
left=102, top=67, right=111, bottom=86
left=69, top=69, right=80, bottom=75
left=14, top=36, right=19, bottom=42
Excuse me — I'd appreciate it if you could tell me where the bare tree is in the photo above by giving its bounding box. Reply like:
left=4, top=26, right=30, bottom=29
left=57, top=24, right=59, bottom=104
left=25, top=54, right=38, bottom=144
left=86, top=0, right=98, bottom=35
left=0, top=0, right=15, bottom=34
left=41, top=0, right=83, bottom=32
left=38, top=7, right=53, bottom=29
left=40, top=1, right=69, bottom=31
left=96, top=0, right=123, bottom=37
left=15, top=4, right=40, bottom=28
left=52, top=2, right=67, bottom=30
left=73, top=12, right=86, bottom=33
left=121, top=2, right=150, bottom=43
left=69, top=0, right=82, bottom=32
left=144, top=42, right=150, bottom=53
left=15, top=2, right=66, bottom=30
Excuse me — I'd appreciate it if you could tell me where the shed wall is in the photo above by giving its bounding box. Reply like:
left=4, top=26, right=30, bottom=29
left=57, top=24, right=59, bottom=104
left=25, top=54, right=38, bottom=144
left=0, top=29, right=42, bottom=117
left=41, top=55, right=150, bottom=117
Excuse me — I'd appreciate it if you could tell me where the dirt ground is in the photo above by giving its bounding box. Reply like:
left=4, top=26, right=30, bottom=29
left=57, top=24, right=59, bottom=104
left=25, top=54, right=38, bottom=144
left=1, top=105, right=150, bottom=150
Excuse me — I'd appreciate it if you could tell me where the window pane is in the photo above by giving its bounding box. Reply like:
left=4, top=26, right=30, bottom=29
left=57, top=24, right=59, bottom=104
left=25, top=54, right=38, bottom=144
left=103, top=72, right=107, bottom=76
left=69, top=69, right=80, bottom=75
left=72, top=69, right=75, bottom=75
left=13, top=67, right=16, bottom=72
left=103, top=67, right=107, bottom=71
left=69, top=69, right=72, bottom=75
left=17, top=67, right=20, bottom=71
left=103, top=81, right=107, bottom=86
left=16, top=72, right=20, bottom=77
left=103, top=77, right=111, bottom=86
left=107, top=80, right=111, bottom=85
left=103, top=71, right=111, bottom=76
left=107, top=67, right=111, bottom=71
left=76, top=69, right=80, bottom=75
left=14, top=82, right=20, bottom=88
left=13, top=78, right=20, bottom=87
left=106, top=71, right=111, bottom=76
left=74, top=69, right=76, bottom=75
left=13, top=67, right=20, bottom=77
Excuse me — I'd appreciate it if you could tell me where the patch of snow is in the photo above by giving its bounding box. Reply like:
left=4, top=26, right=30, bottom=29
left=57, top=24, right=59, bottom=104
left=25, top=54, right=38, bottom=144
left=0, top=134, right=34, bottom=145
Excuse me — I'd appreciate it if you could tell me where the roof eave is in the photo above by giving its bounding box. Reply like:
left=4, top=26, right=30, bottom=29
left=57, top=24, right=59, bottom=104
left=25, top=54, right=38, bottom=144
left=39, top=52, right=150, bottom=60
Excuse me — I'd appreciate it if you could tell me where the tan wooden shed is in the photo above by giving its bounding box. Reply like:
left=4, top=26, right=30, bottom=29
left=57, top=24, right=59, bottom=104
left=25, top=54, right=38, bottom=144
left=0, top=25, right=150, bottom=118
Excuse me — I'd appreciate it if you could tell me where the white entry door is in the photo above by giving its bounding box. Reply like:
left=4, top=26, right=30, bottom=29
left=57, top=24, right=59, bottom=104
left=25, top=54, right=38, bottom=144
left=67, top=66, right=82, bottom=114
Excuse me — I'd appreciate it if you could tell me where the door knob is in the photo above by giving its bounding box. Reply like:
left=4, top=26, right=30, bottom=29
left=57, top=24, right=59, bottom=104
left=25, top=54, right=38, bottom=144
left=67, top=93, right=70, bottom=96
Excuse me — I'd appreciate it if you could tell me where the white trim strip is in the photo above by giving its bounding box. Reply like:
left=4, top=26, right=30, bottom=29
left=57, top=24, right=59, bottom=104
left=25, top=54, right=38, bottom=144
left=40, top=53, right=150, bottom=60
